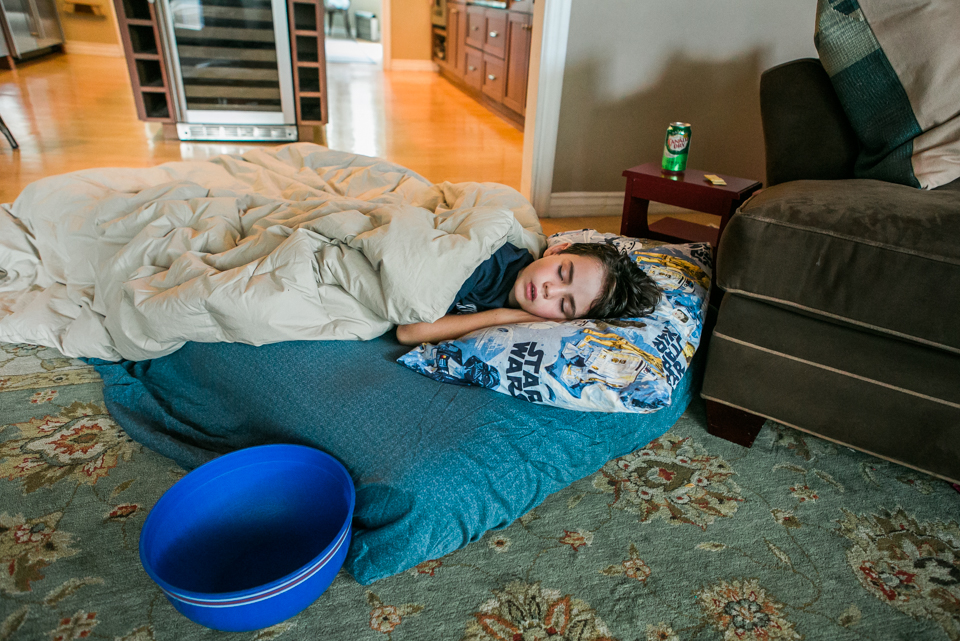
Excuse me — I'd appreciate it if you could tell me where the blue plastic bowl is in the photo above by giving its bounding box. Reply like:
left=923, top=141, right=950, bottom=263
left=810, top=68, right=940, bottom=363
left=139, top=444, right=355, bottom=632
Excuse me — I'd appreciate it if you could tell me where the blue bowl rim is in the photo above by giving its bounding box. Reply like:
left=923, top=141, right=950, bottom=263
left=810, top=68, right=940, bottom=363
left=162, top=527, right=351, bottom=608
left=139, top=444, right=355, bottom=605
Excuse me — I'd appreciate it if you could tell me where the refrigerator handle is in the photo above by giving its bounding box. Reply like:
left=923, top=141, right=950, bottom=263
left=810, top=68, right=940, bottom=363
left=24, top=0, right=45, bottom=38
left=153, top=0, right=186, bottom=120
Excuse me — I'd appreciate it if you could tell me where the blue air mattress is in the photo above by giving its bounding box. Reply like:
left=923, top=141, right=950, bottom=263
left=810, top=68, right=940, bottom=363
left=90, top=336, right=699, bottom=584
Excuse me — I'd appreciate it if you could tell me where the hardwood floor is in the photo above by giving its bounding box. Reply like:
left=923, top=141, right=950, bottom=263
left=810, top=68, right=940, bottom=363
left=1, top=52, right=711, bottom=240
left=0, top=52, right=524, bottom=203
left=0, top=54, right=247, bottom=202
left=325, top=63, right=525, bottom=187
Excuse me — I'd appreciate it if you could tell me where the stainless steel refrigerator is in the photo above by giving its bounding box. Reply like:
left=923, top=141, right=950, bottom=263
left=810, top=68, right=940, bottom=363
left=0, top=0, right=64, bottom=60
left=156, top=0, right=297, bottom=142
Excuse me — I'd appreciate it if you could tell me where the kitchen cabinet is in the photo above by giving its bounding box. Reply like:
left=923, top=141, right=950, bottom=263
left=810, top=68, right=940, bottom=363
left=445, top=1, right=465, bottom=76
left=464, top=5, right=483, bottom=50
left=480, top=9, right=505, bottom=58
left=434, top=1, right=531, bottom=130
left=481, top=53, right=503, bottom=102
left=464, top=45, right=482, bottom=91
left=502, top=11, right=530, bottom=115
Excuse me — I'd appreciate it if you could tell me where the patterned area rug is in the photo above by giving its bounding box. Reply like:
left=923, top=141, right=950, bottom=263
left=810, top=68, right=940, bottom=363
left=2, top=342, right=959, bottom=640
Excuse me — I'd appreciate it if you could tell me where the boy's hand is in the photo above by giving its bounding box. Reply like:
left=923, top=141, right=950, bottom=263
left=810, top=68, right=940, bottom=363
left=396, top=308, right=551, bottom=345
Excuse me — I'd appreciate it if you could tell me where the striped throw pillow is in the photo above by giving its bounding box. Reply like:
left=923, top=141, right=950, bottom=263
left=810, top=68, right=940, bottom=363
left=815, top=0, right=960, bottom=189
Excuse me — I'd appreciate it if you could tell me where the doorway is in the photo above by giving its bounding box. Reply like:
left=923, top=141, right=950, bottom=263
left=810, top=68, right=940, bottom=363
left=323, top=0, right=382, bottom=65
left=322, top=0, right=567, bottom=206
left=321, top=0, right=526, bottom=191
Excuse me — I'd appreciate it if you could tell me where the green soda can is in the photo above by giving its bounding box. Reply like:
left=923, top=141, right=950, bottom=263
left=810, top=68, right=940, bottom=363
left=661, top=122, right=692, bottom=173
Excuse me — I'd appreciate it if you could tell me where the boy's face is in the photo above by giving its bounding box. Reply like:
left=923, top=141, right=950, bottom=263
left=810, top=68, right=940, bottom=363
left=508, top=243, right=604, bottom=320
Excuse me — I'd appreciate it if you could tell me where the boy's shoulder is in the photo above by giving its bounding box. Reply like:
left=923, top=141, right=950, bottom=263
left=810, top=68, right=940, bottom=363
left=451, top=243, right=533, bottom=314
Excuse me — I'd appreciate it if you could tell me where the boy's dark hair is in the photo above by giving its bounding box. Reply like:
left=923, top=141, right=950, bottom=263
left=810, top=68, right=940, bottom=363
left=558, top=243, right=661, bottom=319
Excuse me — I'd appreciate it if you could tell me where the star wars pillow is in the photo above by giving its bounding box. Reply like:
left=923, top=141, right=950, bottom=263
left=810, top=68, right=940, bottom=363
left=397, top=232, right=711, bottom=413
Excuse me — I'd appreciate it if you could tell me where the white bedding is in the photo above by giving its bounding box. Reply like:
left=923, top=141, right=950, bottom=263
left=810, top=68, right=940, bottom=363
left=0, top=144, right=544, bottom=361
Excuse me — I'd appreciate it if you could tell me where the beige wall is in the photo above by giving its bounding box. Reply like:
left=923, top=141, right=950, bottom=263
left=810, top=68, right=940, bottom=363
left=56, top=0, right=120, bottom=44
left=552, top=0, right=818, bottom=193
left=390, top=0, right=431, bottom=60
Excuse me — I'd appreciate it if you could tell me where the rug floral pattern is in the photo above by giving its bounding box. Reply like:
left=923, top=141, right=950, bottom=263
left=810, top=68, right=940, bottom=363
left=1, top=342, right=959, bottom=640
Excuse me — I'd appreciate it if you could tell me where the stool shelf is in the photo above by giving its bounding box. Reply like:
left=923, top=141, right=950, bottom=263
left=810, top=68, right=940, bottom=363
left=621, top=163, right=761, bottom=249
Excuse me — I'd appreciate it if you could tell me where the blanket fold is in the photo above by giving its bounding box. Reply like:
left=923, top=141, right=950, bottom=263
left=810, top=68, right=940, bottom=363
left=0, top=144, right=544, bottom=360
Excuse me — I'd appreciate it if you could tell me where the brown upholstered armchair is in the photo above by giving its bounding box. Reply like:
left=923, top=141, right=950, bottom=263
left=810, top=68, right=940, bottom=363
left=701, top=59, right=960, bottom=483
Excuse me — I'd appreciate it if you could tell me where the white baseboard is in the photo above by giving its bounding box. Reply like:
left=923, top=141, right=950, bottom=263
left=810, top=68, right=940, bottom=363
left=545, top=192, right=622, bottom=218
left=388, top=59, right=439, bottom=72
left=64, top=41, right=124, bottom=57
left=544, top=191, right=693, bottom=218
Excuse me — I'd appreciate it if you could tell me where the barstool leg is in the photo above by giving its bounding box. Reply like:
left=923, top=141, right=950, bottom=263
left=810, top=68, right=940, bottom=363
left=0, top=115, right=18, bottom=149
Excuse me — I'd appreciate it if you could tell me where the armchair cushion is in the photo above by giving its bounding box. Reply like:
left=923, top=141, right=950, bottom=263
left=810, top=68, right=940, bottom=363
left=702, top=293, right=960, bottom=482
left=759, top=59, right=859, bottom=187
left=814, top=0, right=960, bottom=189
left=718, top=179, right=960, bottom=352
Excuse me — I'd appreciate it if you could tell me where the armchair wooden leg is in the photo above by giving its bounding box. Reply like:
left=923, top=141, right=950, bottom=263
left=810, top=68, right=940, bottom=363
left=705, top=400, right=766, bottom=448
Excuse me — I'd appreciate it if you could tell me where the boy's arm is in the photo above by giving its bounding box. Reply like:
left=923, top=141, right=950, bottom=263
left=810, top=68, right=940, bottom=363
left=396, top=308, right=545, bottom=346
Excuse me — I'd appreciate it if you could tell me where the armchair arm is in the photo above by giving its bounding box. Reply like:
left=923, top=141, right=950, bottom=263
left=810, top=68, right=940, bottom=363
left=761, top=58, right=860, bottom=186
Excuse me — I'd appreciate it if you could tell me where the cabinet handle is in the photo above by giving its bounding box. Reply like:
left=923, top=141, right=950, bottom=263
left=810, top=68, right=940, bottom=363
left=522, top=24, right=532, bottom=31
left=489, top=31, right=498, bottom=38
left=473, top=25, right=479, bottom=30
left=468, top=65, right=477, bottom=71
left=488, top=74, right=496, bottom=80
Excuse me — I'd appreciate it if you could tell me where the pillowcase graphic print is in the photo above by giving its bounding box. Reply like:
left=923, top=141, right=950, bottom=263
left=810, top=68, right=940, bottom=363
left=398, top=231, right=711, bottom=413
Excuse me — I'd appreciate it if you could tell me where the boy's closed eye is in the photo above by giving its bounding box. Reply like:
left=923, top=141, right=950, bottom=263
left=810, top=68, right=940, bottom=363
left=558, top=262, right=576, bottom=318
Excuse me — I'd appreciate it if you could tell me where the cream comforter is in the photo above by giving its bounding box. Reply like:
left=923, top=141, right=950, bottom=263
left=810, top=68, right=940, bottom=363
left=0, top=144, right=544, bottom=361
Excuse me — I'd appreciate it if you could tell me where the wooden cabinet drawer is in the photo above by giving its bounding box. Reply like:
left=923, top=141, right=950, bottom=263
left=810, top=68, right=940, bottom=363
left=502, top=11, right=531, bottom=115
left=465, top=6, right=485, bottom=50
left=483, top=10, right=507, bottom=58
left=446, top=2, right=466, bottom=76
left=436, top=6, right=528, bottom=129
left=464, top=47, right=483, bottom=90
left=482, top=54, right=505, bottom=102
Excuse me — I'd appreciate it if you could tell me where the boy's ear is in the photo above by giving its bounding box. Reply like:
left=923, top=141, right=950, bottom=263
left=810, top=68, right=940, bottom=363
left=543, top=242, right=571, bottom=256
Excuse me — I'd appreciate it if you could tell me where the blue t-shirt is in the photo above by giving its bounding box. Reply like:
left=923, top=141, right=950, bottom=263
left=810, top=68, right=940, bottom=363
left=448, top=243, right=534, bottom=314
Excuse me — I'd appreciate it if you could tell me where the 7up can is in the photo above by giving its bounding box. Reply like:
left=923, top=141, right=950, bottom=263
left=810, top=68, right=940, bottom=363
left=661, top=122, right=692, bottom=173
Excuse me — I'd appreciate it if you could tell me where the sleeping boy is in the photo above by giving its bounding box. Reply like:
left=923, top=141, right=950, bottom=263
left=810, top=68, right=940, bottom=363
left=396, top=242, right=661, bottom=345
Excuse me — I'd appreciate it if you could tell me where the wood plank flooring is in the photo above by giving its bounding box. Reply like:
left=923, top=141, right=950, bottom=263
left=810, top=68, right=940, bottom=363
left=325, top=62, right=525, bottom=187
left=0, top=52, right=628, bottom=236
left=0, top=53, right=524, bottom=203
